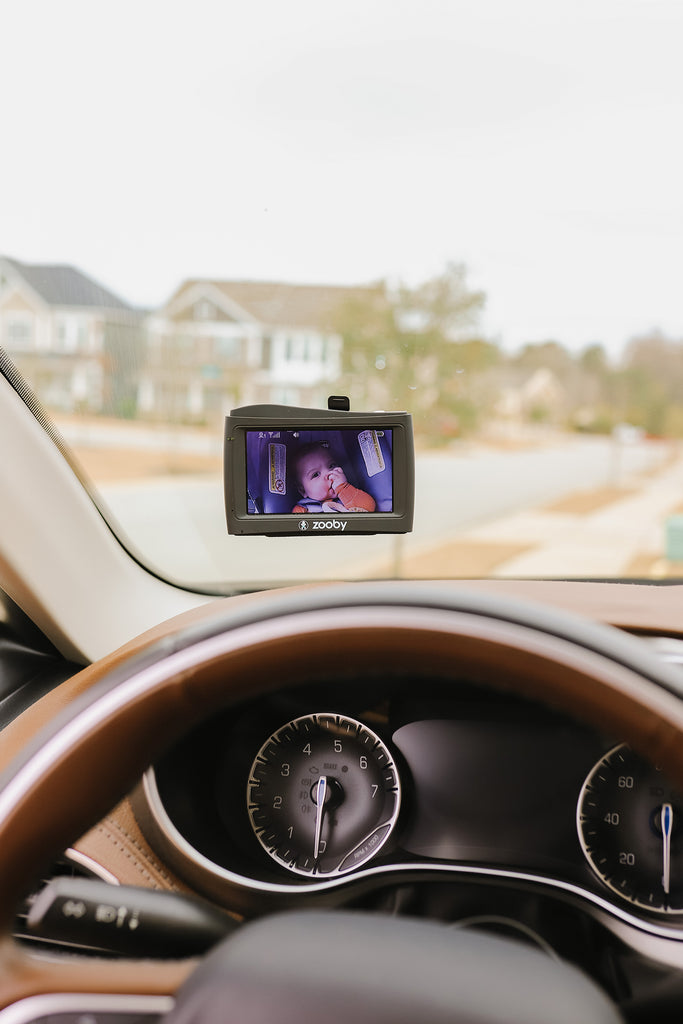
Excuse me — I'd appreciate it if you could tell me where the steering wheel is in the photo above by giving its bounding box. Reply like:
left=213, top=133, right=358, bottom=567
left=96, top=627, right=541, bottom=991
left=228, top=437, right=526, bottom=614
left=2, top=582, right=683, bottom=1021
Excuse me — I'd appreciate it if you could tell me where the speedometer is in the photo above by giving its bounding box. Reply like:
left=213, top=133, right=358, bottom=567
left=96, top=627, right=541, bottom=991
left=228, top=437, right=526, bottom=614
left=247, top=713, right=401, bottom=877
left=578, top=744, right=683, bottom=914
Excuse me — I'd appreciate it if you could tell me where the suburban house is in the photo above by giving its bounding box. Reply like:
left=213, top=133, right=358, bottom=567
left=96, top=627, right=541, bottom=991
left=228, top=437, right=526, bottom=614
left=0, top=257, right=142, bottom=415
left=141, top=279, right=364, bottom=424
left=0, top=258, right=369, bottom=424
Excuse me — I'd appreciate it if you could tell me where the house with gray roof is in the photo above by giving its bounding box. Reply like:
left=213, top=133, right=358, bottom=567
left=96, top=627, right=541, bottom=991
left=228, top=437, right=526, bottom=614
left=142, top=278, right=366, bottom=424
left=0, top=257, right=142, bottom=415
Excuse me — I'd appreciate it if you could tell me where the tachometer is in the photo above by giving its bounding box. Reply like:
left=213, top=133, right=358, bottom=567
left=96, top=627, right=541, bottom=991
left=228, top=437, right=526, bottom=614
left=247, top=713, right=401, bottom=876
left=577, top=744, right=683, bottom=914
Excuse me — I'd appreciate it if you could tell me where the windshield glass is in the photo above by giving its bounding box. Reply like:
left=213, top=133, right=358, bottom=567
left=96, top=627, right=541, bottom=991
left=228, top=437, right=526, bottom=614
left=2, top=1, right=683, bottom=589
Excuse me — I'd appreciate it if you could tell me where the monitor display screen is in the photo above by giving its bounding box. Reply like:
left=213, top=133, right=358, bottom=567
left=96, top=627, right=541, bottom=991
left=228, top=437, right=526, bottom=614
left=245, top=428, right=393, bottom=516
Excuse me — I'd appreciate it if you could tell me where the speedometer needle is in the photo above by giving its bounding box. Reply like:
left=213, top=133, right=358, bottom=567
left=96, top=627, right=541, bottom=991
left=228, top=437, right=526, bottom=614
left=662, top=802, right=673, bottom=895
left=313, top=775, right=328, bottom=860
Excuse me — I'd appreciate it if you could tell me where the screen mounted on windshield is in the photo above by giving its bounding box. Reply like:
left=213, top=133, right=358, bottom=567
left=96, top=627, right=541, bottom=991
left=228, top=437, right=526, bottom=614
left=224, top=405, right=414, bottom=536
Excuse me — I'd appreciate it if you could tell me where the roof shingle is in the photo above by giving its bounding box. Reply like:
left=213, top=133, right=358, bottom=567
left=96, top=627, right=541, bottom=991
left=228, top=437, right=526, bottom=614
left=2, top=257, right=134, bottom=311
left=176, top=279, right=369, bottom=329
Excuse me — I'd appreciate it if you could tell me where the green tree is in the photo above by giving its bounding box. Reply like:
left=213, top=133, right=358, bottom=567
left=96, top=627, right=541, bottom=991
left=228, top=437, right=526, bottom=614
left=510, top=340, right=574, bottom=376
left=335, top=262, right=490, bottom=442
left=579, top=343, right=609, bottom=376
left=618, top=332, right=683, bottom=436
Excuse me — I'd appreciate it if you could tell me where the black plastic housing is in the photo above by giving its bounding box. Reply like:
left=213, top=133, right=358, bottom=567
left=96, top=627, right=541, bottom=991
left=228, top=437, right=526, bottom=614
left=224, top=404, right=414, bottom=536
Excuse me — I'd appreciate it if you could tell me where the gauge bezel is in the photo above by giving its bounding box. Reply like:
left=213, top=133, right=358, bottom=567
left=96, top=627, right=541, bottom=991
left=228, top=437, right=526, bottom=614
left=577, top=742, right=683, bottom=916
left=246, top=712, right=402, bottom=877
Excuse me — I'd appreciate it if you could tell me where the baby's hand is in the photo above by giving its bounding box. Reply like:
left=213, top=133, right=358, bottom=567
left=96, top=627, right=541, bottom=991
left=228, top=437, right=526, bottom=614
left=327, top=466, right=347, bottom=492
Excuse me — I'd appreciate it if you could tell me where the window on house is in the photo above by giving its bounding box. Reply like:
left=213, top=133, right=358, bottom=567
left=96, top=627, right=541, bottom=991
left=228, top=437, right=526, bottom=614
left=272, top=386, right=301, bottom=405
left=173, top=335, right=195, bottom=364
left=215, top=337, right=242, bottom=361
left=195, top=300, right=215, bottom=321
left=55, top=317, right=88, bottom=353
left=55, top=320, right=71, bottom=352
left=4, top=319, right=33, bottom=350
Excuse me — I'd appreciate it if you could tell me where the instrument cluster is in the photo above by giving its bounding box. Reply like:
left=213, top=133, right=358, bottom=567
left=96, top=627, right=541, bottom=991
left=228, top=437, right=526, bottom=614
left=142, top=676, right=683, bottom=926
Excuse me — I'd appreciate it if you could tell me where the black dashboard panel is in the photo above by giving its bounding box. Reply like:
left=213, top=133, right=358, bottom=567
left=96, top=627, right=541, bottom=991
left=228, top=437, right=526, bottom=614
left=0, top=589, right=82, bottom=727
left=146, top=674, right=669, bottom=926
left=393, top=718, right=600, bottom=871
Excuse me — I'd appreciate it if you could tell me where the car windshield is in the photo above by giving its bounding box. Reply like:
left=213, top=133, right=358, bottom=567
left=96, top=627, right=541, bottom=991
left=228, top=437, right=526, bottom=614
left=2, top=0, right=683, bottom=591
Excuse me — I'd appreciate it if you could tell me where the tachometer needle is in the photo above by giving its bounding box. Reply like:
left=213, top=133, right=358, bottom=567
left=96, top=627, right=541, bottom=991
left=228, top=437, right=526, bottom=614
left=313, top=775, right=328, bottom=860
left=662, top=802, right=673, bottom=895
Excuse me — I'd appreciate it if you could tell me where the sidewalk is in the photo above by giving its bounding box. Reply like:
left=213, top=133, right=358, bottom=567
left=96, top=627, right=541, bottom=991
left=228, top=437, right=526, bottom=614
left=390, top=454, right=683, bottom=579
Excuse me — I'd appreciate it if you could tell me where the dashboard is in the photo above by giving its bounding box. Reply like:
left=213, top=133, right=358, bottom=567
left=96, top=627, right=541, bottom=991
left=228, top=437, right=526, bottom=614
left=137, top=673, right=683, bottom=938
left=6, top=582, right=683, bottom=1022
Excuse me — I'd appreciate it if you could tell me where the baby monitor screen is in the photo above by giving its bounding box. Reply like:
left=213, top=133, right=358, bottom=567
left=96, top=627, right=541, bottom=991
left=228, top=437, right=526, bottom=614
left=245, top=428, right=393, bottom=516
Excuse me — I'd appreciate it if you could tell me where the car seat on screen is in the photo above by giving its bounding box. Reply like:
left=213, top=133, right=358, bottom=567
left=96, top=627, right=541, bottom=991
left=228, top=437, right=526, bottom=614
left=248, top=433, right=294, bottom=514
left=335, top=429, right=393, bottom=511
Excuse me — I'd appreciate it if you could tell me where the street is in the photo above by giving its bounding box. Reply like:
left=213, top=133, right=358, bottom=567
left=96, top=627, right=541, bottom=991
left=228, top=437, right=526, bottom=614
left=89, top=433, right=674, bottom=588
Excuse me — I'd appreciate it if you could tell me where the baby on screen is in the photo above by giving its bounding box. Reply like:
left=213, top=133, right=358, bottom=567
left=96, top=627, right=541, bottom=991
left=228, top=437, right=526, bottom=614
left=291, top=442, right=376, bottom=514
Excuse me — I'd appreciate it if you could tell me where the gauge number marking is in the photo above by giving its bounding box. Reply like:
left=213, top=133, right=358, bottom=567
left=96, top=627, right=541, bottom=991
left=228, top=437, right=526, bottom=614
left=246, top=713, right=401, bottom=877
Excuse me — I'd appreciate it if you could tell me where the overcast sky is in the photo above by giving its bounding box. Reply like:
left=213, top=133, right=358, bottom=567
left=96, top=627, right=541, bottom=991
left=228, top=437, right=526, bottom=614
left=3, top=0, right=683, bottom=356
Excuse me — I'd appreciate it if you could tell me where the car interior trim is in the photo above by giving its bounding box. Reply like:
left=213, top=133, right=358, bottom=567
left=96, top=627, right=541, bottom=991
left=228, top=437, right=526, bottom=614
left=0, top=373, right=207, bottom=665
left=63, top=847, right=120, bottom=885
left=140, top=764, right=683, bottom=953
left=0, top=992, right=174, bottom=1024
